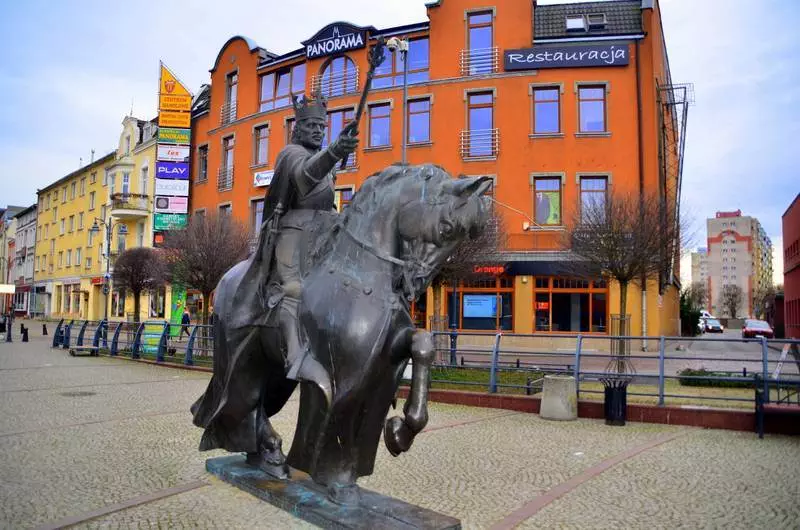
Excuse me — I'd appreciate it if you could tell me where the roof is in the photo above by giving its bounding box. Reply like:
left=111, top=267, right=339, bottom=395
left=534, top=0, right=642, bottom=40
left=782, top=193, right=800, bottom=218
left=12, top=204, right=37, bottom=219
left=36, top=152, right=116, bottom=195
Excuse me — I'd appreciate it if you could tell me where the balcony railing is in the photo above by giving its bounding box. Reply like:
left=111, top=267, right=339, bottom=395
left=460, top=47, right=499, bottom=76
left=218, top=167, right=234, bottom=191
left=220, top=101, right=237, bottom=125
left=460, top=128, right=499, bottom=160
left=110, top=193, right=149, bottom=212
left=311, top=67, right=360, bottom=98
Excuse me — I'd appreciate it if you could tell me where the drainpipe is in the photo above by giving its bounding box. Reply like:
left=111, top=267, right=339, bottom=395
left=636, top=39, right=648, bottom=351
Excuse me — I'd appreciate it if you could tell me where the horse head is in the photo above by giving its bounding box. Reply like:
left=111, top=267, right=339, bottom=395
left=339, top=164, right=492, bottom=301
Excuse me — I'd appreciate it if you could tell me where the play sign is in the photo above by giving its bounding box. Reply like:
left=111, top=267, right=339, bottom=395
left=156, top=162, right=189, bottom=180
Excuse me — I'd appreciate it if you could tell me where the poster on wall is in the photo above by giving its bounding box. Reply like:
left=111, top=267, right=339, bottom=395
left=155, top=178, right=189, bottom=196
left=169, top=285, right=187, bottom=337
left=463, top=295, right=498, bottom=318
left=535, top=191, right=561, bottom=225
left=154, top=196, right=189, bottom=214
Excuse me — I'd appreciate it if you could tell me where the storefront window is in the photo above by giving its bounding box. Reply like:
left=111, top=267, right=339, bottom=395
left=150, top=287, right=166, bottom=318
left=446, top=276, right=512, bottom=331
left=533, top=276, right=608, bottom=333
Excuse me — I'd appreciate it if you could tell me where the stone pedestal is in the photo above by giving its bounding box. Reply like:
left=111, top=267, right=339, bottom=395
left=206, top=455, right=461, bottom=529
left=539, top=375, right=577, bottom=421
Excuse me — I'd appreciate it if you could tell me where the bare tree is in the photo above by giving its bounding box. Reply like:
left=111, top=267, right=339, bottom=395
left=112, top=248, right=167, bottom=323
left=686, top=281, right=708, bottom=311
left=429, top=212, right=507, bottom=333
left=752, top=284, right=777, bottom=319
left=565, top=192, right=684, bottom=326
left=161, top=213, right=251, bottom=325
left=719, top=284, right=744, bottom=319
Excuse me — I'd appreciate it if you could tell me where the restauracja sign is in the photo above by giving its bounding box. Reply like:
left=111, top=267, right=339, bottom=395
left=303, top=23, right=368, bottom=59
left=504, top=44, right=629, bottom=70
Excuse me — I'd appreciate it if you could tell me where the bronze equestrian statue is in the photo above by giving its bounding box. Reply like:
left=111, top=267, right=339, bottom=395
left=191, top=91, right=491, bottom=505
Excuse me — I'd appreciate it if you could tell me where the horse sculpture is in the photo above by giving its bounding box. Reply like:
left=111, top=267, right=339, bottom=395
left=192, top=164, right=491, bottom=504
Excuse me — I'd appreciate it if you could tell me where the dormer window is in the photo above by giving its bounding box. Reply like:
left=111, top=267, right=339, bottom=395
left=587, top=13, right=607, bottom=29
left=566, top=15, right=586, bottom=32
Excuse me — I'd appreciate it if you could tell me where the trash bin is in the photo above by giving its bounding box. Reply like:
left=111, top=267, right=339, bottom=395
left=603, top=379, right=628, bottom=426
left=540, top=375, right=578, bottom=421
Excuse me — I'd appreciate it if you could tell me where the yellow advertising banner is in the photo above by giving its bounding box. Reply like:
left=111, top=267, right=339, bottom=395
left=159, top=93, right=192, bottom=112
left=159, top=63, right=191, bottom=98
left=159, top=110, right=191, bottom=128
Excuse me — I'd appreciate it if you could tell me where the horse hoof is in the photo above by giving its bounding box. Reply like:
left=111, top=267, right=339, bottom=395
left=327, top=483, right=361, bottom=506
left=246, top=452, right=290, bottom=480
left=384, top=416, right=413, bottom=456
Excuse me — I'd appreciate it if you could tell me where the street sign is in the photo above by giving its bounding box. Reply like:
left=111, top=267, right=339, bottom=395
left=154, top=213, right=188, bottom=231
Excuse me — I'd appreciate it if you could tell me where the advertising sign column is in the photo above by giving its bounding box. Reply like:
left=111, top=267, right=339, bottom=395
left=156, top=62, right=193, bottom=331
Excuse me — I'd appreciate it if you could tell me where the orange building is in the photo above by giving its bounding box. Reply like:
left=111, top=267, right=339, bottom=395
left=190, top=0, right=687, bottom=338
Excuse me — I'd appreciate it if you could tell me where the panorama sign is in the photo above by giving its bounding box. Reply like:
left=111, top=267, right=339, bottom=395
left=303, top=22, right=368, bottom=59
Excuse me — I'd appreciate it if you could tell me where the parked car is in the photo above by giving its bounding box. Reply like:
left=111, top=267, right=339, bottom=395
left=703, top=318, right=724, bottom=333
left=741, top=319, right=774, bottom=339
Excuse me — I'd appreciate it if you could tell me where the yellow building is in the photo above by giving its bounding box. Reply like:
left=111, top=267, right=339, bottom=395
left=35, top=153, right=115, bottom=320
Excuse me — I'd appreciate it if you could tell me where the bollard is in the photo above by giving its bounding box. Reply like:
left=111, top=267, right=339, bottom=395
left=21, top=326, right=28, bottom=342
left=526, top=377, right=533, bottom=396
left=5, top=322, right=11, bottom=343
left=42, top=323, right=48, bottom=336
left=20, top=323, right=24, bottom=334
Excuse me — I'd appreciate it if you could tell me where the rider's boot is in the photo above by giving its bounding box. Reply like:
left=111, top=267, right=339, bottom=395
left=279, top=295, right=332, bottom=408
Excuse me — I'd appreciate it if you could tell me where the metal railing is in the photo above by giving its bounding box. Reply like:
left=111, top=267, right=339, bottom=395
left=311, top=67, right=360, bottom=98
left=460, top=47, right=499, bottom=76
left=217, top=167, right=233, bottom=191
left=110, top=193, right=149, bottom=212
left=220, top=101, right=237, bottom=125
left=54, top=318, right=214, bottom=366
left=427, top=331, right=800, bottom=408
left=460, top=128, right=499, bottom=159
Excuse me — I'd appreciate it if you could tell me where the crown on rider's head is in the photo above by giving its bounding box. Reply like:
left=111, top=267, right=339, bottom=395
left=292, top=89, right=328, bottom=121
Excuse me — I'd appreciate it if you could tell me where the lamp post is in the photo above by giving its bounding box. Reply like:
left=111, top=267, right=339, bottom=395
left=90, top=218, right=127, bottom=321
left=386, top=37, right=410, bottom=165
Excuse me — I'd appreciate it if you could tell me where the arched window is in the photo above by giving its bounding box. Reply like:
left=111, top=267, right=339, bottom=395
left=317, top=56, right=358, bottom=97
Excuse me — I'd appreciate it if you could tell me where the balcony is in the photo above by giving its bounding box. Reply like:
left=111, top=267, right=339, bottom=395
left=110, top=193, right=149, bottom=219
left=218, top=167, right=234, bottom=191
left=311, top=66, right=360, bottom=98
left=460, top=47, right=499, bottom=76
left=220, top=101, right=237, bottom=125
left=460, top=128, right=499, bottom=160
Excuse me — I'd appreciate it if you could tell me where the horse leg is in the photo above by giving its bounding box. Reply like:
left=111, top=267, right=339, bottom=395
left=246, top=408, right=289, bottom=479
left=384, top=330, right=434, bottom=456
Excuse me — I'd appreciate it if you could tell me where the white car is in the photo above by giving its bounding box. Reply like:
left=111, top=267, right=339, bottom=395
left=700, top=311, right=715, bottom=320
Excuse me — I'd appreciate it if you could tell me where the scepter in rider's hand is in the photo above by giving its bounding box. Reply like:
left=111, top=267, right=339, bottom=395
left=339, top=36, right=387, bottom=169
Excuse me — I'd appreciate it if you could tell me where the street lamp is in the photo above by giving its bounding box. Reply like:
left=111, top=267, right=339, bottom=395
left=386, top=37, right=410, bottom=165
left=90, top=218, right=127, bottom=321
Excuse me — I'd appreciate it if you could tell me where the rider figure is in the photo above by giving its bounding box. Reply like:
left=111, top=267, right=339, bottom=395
left=259, top=91, right=358, bottom=400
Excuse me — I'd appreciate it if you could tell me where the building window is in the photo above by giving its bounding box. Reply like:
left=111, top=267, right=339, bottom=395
left=66, top=249, right=72, bottom=267
left=285, top=118, right=295, bottom=144
left=533, top=177, right=562, bottom=226
left=373, top=38, right=430, bottom=88
left=334, top=187, right=354, bottom=212
left=69, top=215, right=74, bottom=232
left=85, top=257, right=92, bottom=269
left=532, top=87, right=560, bottom=134
left=140, top=167, right=148, bottom=194
left=58, top=251, right=63, bottom=267
left=251, top=199, right=265, bottom=234
left=75, top=248, right=81, bottom=266
left=466, top=11, right=494, bottom=75
left=45, top=195, right=50, bottom=209
left=89, top=191, right=96, bottom=210
left=253, top=125, right=269, bottom=166
left=90, top=171, right=97, bottom=184
left=150, top=286, right=167, bottom=318
left=578, top=85, right=607, bottom=133
left=125, top=134, right=131, bottom=155
left=117, top=232, right=126, bottom=254
left=220, top=137, right=234, bottom=190
left=466, top=91, right=494, bottom=158
left=534, top=277, right=608, bottom=333
left=88, top=229, right=95, bottom=247
left=447, top=276, right=513, bottom=331
left=407, top=98, right=431, bottom=144
left=368, top=103, right=391, bottom=147
left=62, top=187, right=67, bottom=202
left=323, top=108, right=356, bottom=167
left=60, top=218, right=65, bottom=235
left=319, top=56, right=358, bottom=97
left=112, top=289, right=126, bottom=318
left=80, top=177, right=86, bottom=196
left=219, top=204, right=232, bottom=217
left=580, top=177, right=608, bottom=222
left=122, top=172, right=130, bottom=195
left=197, top=145, right=208, bottom=182
left=260, top=63, right=305, bottom=112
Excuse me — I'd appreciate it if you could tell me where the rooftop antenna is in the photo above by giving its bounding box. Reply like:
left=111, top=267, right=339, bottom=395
left=79, top=157, right=83, bottom=168
left=91, top=149, right=95, bottom=163
left=130, top=97, right=134, bottom=116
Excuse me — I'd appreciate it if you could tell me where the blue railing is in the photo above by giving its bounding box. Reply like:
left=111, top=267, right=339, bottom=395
left=429, top=331, right=800, bottom=407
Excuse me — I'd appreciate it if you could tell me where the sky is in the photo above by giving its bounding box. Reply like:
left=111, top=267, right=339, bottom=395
left=1, top=0, right=797, bottom=284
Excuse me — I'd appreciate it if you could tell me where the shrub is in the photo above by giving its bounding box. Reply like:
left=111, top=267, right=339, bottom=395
left=677, top=368, right=752, bottom=388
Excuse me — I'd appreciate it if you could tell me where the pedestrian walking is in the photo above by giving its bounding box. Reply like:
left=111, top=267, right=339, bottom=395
left=180, top=310, right=191, bottom=341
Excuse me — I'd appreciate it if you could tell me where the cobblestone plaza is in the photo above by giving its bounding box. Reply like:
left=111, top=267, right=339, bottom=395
left=1, top=329, right=798, bottom=529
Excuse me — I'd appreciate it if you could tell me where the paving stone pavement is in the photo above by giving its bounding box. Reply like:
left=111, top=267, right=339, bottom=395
left=1, top=334, right=798, bottom=529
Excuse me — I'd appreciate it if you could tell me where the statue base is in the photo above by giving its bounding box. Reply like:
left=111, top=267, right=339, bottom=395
left=206, top=455, right=461, bottom=529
